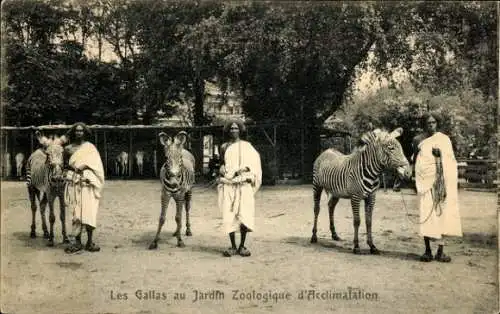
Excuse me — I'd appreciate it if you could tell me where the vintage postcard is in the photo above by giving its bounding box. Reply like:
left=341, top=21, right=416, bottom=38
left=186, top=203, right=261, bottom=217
left=1, top=1, right=498, bottom=313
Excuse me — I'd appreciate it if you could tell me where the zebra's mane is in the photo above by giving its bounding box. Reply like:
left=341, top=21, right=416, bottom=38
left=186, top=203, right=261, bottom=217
left=360, top=128, right=393, bottom=145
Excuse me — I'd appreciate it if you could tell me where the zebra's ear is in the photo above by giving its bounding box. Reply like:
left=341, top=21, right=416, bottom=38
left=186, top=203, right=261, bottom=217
left=390, top=127, right=403, bottom=138
left=35, top=131, right=50, bottom=147
left=56, top=135, right=69, bottom=145
left=174, top=131, right=188, bottom=147
left=159, top=132, right=172, bottom=146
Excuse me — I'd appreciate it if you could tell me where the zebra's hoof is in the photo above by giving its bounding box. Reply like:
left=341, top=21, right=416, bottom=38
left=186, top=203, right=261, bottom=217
left=186, top=230, right=192, bottom=236
left=30, top=231, right=36, bottom=238
left=47, top=240, right=54, bottom=247
left=370, top=246, right=380, bottom=254
left=353, top=247, right=361, bottom=254
left=43, top=232, right=50, bottom=239
left=173, top=231, right=179, bottom=237
left=310, top=235, right=318, bottom=243
left=177, top=241, right=185, bottom=248
left=62, top=238, right=70, bottom=244
left=148, top=242, right=158, bottom=250
left=332, top=234, right=341, bottom=241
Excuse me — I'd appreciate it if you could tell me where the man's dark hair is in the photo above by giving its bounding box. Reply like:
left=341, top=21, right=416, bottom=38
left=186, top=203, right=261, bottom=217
left=66, top=122, right=92, bottom=141
left=223, top=119, right=246, bottom=133
left=420, top=112, right=441, bottom=129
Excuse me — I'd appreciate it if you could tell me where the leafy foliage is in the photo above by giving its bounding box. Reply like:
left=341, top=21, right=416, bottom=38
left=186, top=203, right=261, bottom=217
left=341, top=84, right=496, bottom=158
left=2, top=1, right=497, bottom=131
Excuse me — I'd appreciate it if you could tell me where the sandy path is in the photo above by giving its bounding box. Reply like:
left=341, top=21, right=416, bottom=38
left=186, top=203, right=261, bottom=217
left=1, top=181, right=498, bottom=314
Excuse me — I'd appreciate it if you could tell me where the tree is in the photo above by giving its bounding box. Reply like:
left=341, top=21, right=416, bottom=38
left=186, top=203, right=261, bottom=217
left=342, top=84, right=496, bottom=159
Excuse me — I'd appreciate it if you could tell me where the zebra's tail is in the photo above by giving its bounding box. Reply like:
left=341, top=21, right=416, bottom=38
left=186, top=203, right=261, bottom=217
left=25, top=163, right=31, bottom=187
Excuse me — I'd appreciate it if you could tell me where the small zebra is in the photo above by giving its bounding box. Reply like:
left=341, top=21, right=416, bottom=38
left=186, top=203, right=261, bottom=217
left=15, top=152, right=25, bottom=179
left=149, top=131, right=195, bottom=249
left=311, top=128, right=412, bottom=254
left=26, top=131, right=69, bottom=246
left=115, top=151, right=128, bottom=177
left=135, top=150, right=144, bottom=176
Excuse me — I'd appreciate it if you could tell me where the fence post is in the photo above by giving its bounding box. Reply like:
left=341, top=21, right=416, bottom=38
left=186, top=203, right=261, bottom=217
left=128, top=130, right=133, bottom=178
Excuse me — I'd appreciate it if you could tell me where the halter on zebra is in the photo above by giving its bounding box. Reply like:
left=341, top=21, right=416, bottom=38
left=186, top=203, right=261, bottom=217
left=149, top=131, right=195, bottom=249
left=25, top=131, right=69, bottom=246
left=311, top=127, right=412, bottom=254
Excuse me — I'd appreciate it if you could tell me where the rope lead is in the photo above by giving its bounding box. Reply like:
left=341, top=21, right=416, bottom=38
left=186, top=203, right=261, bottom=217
left=403, top=156, right=445, bottom=225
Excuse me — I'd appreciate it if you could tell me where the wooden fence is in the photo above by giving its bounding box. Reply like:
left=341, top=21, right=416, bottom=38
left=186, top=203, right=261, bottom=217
left=0, top=124, right=352, bottom=184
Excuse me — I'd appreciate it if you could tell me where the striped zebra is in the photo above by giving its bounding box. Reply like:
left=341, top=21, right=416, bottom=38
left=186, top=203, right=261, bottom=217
left=149, top=131, right=195, bottom=249
left=135, top=150, right=144, bottom=176
left=15, top=152, right=25, bottom=179
left=311, top=128, right=412, bottom=254
left=26, top=131, right=69, bottom=246
left=114, top=151, right=128, bottom=177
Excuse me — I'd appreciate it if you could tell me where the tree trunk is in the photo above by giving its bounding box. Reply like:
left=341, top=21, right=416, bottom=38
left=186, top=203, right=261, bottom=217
left=193, top=77, right=205, bottom=126
left=303, top=109, right=321, bottom=183
left=192, top=77, right=205, bottom=177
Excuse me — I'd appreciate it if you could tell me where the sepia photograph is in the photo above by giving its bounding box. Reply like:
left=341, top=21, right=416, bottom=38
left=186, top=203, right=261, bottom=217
left=0, top=1, right=498, bottom=313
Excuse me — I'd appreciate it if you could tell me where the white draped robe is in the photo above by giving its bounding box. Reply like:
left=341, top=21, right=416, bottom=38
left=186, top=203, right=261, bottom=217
left=218, top=140, right=262, bottom=234
left=415, top=132, right=462, bottom=239
left=65, top=142, right=105, bottom=228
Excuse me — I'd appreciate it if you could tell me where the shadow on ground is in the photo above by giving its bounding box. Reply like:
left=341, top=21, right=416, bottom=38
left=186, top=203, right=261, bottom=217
left=12, top=231, right=67, bottom=251
left=282, top=236, right=422, bottom=261
left=131, top=231, right=224, bottom=256
left=450, top=232, right=497, bottom=249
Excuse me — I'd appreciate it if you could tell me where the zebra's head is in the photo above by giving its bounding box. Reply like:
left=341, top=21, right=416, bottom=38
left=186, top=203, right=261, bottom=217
left=159, top=131, right=187, bottom=192
left=36, top=131, right=67, bottom=184
left=363, top=128, right=412, bottom=180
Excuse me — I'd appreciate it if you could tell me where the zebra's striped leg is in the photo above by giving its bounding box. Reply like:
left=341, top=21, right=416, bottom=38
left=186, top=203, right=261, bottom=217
left=365, top=193, right=379, bottom=254
left=351, top=197, right=362, bottom=254
left=174, top=200, right=185, bottom=247
left=185, top=190, right=192, bottom=236
left=59, top=195, right=69, bottom=243
left=382, top=173, right=387, bottom=193
left=47, top=193, right=56, bottom=247
left=311, top=186, right=322, bottom=243
left=149, top=189, right=170, bottom=250
left=39, top=195, right=49, bottom=239
left=28, top=186, right=37, bottom=238
left=311, top=185, right=323, bottom=243
left=328, top=196, right=341, bottom=241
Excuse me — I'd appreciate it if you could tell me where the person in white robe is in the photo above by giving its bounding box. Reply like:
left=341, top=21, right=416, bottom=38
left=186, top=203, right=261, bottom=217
left=63, top=123, right=105, bottom=253
left=217, top=120, right=262, bottom=257
left=414, top=113, right=462, bottom=262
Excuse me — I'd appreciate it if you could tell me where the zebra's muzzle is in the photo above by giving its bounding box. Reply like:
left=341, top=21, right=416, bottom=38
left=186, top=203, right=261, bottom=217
left=396, top=165, right=412, bottom=180
left=163, top=178, right=180, bottom=192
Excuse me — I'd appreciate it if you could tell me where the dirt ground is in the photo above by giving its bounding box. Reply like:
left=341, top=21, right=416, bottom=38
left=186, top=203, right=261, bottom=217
left=1, top=180, right=498, bottom=314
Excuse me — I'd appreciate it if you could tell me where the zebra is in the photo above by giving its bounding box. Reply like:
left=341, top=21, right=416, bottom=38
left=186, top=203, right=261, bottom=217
left=311, top=127, right=412, bottom=254
left=149, top=131, right=195, bottom=249
left=2, top=152, right=11, bottom=178
left=135, top=150, right=144, bottom=176
left=26, top=131, right=69, bottom=246
left=15, top=152, right=25, bottom=179
left=114, top=151, right=128, bottom=176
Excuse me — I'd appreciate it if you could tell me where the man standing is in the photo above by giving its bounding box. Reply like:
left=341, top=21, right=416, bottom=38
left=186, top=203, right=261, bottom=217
left=63, top=122, right=105, bottom=253
left=217, top=120, right=262, bottom=257
left=414, top=113, right=462, bottom=262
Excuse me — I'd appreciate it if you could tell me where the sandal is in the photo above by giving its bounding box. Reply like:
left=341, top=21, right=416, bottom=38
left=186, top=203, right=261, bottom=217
left=64, top=243, right=83, bottom=254
left=238, top=247, right=251, bottom=257
left=420, top=252, right=433, bottom=262
left=434, top=253, right=451, bottom=263
left=85, top=242, right=101, bottom=252
left=223, top=247, right=238, bottom=257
